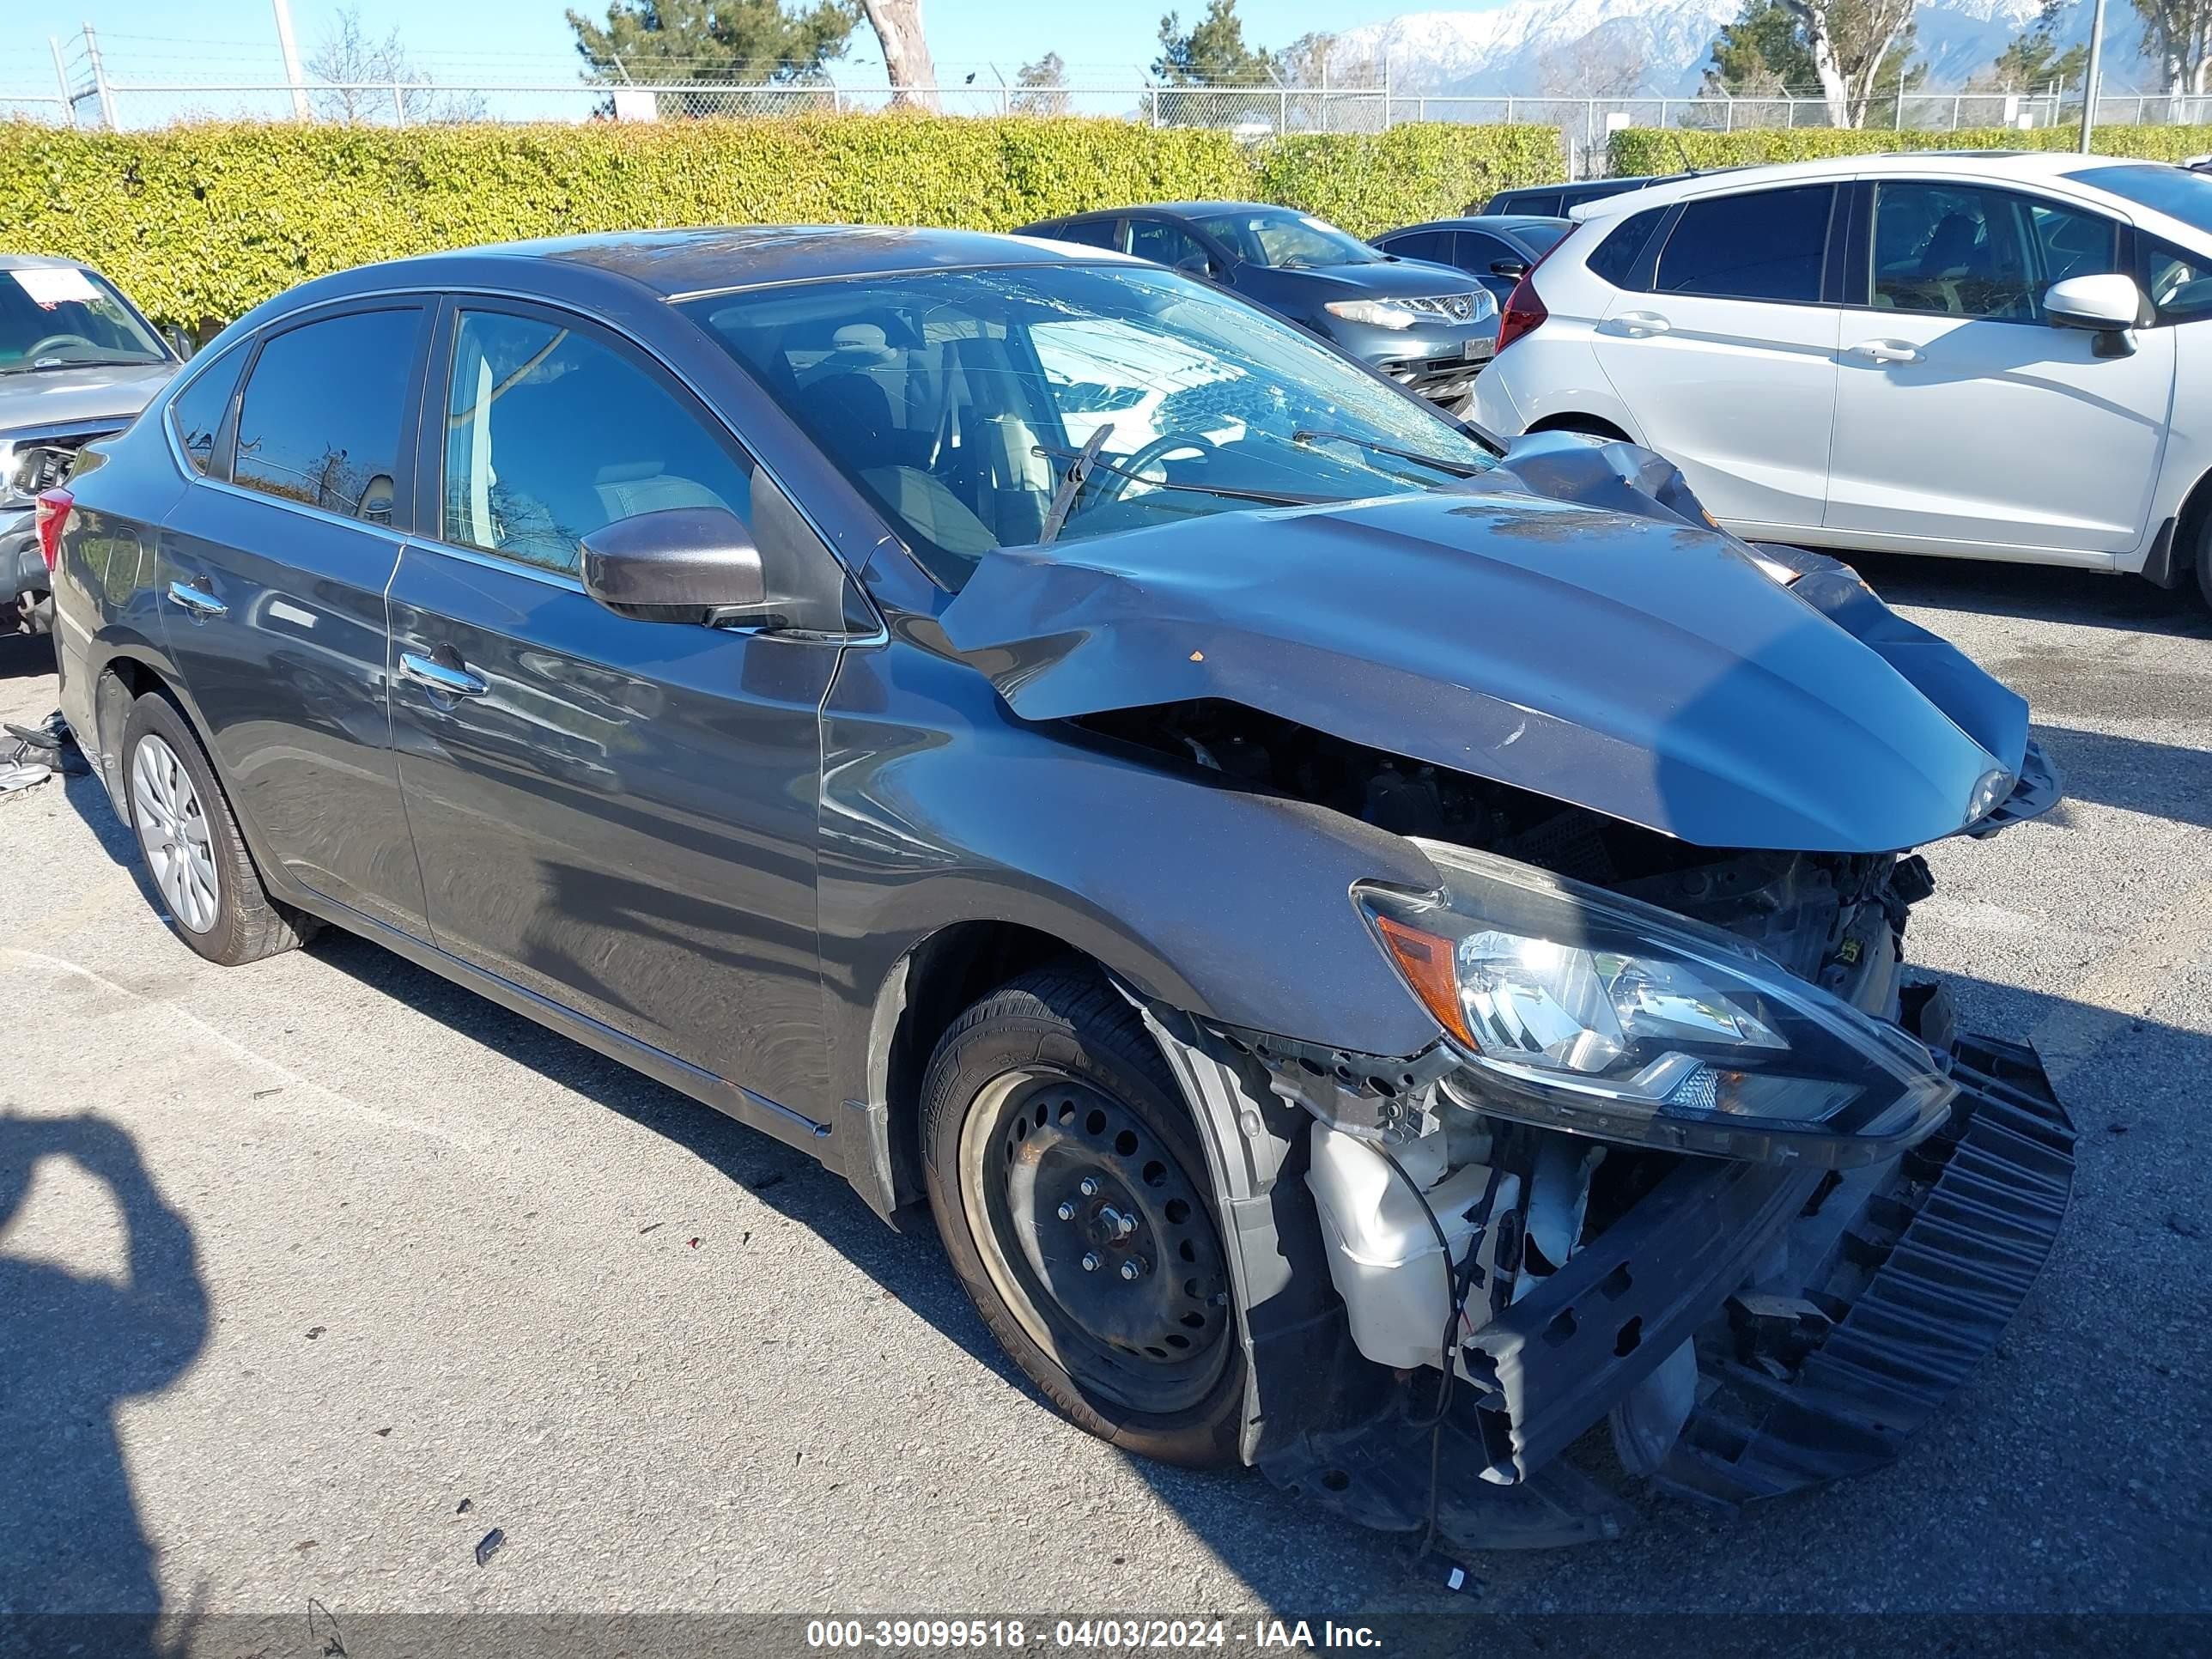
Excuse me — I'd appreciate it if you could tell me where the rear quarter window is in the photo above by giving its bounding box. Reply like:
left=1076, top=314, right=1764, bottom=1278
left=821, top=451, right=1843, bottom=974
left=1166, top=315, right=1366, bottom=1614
left=167, top=342, right=249, bottom=477
left=1584, top=207, right=1668, bottom=289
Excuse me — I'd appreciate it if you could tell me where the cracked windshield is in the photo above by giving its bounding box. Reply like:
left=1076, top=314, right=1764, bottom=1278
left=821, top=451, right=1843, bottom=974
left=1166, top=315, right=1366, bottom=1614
left=684, top=263, right=1496, bottom=587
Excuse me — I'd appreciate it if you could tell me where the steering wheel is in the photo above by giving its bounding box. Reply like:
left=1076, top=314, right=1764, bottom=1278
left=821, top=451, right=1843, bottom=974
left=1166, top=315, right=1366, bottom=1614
left=26, top=333, right=96, bottom=361
left=1090, top=430, right=1220, bottom=504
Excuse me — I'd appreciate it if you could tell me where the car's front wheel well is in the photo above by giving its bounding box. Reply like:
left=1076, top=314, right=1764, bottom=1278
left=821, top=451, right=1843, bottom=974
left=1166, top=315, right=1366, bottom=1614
left=2168, top=463, right=2212, bottom=603
left=877, top=921, right=1103, bottom=1214
left=1528, top=413, right=1632, bottom=442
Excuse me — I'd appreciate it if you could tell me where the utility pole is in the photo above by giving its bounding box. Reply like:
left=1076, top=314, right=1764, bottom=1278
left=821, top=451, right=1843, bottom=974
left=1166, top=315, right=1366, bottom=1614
left=271, top=0, right=311, bottom=121
left=48, top=35, right=77, bottom=128
left=82, top=26, right=117, bottom=131
left=2078, top=0, right=2108, bottom=153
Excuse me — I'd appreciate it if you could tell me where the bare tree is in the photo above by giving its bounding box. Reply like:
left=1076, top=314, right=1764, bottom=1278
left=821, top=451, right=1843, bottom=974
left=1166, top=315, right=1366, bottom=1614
left=307, top=5, right=483, bottom=125
left=2132, top=0, right=2212, bottom=98
left=860, top=0, right=939, bottom=109
left=1534, top=27, right=1650, bottom=98
left=1782, top=0, right=1918, bottom=127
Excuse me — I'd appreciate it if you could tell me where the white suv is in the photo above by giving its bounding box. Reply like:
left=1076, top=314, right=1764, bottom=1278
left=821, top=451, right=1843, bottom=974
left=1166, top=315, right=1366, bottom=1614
left=1471, top=151, right=2212, bottom=603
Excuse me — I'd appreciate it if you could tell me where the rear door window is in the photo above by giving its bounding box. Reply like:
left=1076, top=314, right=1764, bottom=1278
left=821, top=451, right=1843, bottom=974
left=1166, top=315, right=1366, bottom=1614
left=1380, top=229, right=1452, bottom=263
left=1656, top=185, right=1836, bottom=304
left=232, top=307, right=424, bottom=525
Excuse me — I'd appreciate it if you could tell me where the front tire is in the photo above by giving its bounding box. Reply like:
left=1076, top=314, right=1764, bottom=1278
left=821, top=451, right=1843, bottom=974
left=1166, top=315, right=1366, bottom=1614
left=120, top=692, right=314, bottom=966
left=920, top=966, right=1245, bottom=1468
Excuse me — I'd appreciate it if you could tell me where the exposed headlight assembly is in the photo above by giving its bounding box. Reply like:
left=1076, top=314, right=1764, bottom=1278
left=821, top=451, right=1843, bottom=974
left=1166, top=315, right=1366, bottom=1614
left=1355, top=841, right=1957, bottom=1167
left=1324, top=299, right=1419, bottom=331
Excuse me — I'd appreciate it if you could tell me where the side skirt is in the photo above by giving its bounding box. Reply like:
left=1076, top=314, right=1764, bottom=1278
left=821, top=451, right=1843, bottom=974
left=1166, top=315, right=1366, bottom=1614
left=285, top=888, right=836, bottom=1161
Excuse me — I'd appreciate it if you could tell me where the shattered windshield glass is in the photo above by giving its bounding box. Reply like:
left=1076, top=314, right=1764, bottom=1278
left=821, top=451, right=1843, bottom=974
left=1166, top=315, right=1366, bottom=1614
left=682, top=263, right=1498, bottom=589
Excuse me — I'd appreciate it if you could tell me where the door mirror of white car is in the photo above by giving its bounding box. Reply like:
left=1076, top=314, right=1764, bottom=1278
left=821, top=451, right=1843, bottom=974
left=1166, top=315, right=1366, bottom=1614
left=2045, top=273, right=2150, bottom=343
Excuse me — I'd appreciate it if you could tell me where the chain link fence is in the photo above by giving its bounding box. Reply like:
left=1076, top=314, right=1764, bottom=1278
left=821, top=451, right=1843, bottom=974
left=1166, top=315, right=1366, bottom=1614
left=15, top=67, right=2212, bottom=167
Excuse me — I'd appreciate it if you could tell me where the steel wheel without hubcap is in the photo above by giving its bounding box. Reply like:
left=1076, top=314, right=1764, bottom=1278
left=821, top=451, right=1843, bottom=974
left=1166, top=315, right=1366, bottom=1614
left=957, top=1067, right=1232, bottom=1416
left=131, top=732, right=221, bottom=933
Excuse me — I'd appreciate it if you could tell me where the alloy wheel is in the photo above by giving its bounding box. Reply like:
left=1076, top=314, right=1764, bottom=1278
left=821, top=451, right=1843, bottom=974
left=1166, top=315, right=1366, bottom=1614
left=131, top=732, right=221, bottom=934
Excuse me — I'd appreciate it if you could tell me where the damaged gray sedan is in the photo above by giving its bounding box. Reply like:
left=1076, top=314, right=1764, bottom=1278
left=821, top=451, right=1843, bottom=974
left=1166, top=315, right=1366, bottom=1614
left=49, top=228, right=2071, bottom=1554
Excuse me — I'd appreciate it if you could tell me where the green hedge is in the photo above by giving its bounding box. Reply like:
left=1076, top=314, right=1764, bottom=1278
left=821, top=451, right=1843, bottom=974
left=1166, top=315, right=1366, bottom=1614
left=0, top=115, right=1560, bottom=333
left=1609, top=122, right=2212, bottom=177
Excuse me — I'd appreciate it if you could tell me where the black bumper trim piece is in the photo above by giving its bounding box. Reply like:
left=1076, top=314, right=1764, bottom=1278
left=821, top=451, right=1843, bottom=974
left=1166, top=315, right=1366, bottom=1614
left=1653, top=1032, right=2075, bottom=1509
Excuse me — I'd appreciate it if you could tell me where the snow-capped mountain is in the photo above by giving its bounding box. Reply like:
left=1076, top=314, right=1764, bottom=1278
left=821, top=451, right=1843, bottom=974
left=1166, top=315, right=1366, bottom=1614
left=1329, top=0, right=2155, bottom=97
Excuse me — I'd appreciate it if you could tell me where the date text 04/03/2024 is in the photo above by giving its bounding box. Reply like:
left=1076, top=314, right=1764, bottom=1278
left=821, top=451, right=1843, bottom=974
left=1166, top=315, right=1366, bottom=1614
left=803, top=1619, right=1383, bottom=1650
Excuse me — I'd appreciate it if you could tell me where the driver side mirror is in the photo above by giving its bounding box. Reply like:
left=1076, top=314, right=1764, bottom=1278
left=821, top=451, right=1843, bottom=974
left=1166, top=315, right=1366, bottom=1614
left=1174, top=252, right=1221, bottom=280
left=580, top=507, right=768, bottom=624
left=1489, top=258, right=1529, bottom=280
left=162, top=325, right=196, bottom=362
left=2045, top=273, right=2151, bottom=356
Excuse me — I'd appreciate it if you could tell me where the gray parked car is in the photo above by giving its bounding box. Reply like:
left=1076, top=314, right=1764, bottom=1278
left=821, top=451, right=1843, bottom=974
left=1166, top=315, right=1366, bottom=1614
left=3, top=252, right=181, bottom=636
left=49, top=228, right=2073, bottom=1554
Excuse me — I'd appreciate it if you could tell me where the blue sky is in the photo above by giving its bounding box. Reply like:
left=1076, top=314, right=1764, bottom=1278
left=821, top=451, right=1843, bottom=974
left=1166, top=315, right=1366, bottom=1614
left=6, top=0, right=1499, bottom=92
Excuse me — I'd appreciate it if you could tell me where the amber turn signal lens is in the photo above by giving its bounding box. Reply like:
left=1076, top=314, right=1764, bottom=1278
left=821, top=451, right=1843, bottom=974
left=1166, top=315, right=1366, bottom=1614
left=1374, top=913, right=1476, bottom=1049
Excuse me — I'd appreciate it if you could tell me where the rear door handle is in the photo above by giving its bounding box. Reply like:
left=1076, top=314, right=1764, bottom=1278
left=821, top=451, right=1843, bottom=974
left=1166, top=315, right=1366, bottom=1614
left=398, top=651, right=489, bottom=699
left=1847, top=339, right=1922, bottom=364
left=166, top=580, right=226, bottom=619
left=1612, top=310, right=1673, bottom=337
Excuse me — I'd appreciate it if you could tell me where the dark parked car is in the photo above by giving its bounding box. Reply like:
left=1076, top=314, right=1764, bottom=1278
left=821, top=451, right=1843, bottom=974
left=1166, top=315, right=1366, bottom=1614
left=49, top=228, right=2073, bottom=1553
left=1371, top=215, right=1575, bottom=306
left=3, top=253, right=182, bottom=637
left=1018, top=201, right=1498, bottom=408
left=1483, top=173, right=1691, bottom=218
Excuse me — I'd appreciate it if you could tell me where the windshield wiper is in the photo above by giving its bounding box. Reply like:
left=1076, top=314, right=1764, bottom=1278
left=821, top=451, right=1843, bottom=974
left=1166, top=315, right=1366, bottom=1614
left=1036, top=424, right=1116, bottom=545
left=1291, top=428, right=1490, bottom=478
left=1, top=356, right=164, bottom=375
left=1030, top=442, right=1334, bottom=515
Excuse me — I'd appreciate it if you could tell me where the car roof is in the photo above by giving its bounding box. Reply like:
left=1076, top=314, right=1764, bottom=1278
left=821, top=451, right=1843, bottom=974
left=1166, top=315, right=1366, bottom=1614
left=1062, top=201, right=1291, bottom=222
left=1384, top=216, right=1572, bottom=236
left=269, top=225, right=1134, bottom=310
left=0, top=252, right=96, bottom=273
left=1568, top=149, right=2142, bottom=222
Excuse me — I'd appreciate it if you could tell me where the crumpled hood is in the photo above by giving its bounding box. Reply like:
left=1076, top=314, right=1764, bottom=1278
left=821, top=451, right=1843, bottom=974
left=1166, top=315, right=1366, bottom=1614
left=939, top=456, right=2033, bottom=855
left=1, top=361, right=173, bottom=435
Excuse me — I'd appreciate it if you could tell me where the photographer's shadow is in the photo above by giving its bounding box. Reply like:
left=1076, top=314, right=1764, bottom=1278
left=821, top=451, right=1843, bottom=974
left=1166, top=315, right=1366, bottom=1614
left=0, top=1113, right=208, bottom=1656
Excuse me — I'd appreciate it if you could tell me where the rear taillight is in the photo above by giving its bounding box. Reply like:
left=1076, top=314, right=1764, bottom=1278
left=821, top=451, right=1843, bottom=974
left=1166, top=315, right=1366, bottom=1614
left=1495, top=271, right=1549, bottom=354
left=1495, top=225, right=1571, bottom=356
left=33, top=488, right=73, bottom=572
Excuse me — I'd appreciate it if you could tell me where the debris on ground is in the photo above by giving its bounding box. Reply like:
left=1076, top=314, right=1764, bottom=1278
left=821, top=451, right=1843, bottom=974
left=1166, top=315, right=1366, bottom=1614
left=474, top=1528, right=505, bottom=1567
left=455, top=1498, right=473, bottom=1515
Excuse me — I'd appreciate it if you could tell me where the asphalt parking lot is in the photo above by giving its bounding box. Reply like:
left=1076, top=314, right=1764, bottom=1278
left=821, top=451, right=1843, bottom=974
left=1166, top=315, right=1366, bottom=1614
left=2, top=552, right=2208, bottom=1638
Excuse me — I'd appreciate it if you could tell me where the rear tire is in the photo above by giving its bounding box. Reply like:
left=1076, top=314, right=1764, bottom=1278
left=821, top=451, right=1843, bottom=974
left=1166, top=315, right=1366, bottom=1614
left=2196, top=518, right=2212, bottom=611
left=920, top=965, right=1245, bottom=1468
left=120, top=692, right=316, bottom=967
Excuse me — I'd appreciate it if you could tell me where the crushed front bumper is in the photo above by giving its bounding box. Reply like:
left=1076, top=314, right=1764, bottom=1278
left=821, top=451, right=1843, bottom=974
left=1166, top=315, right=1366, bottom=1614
left=1260, top=1022, right=2075, bottom=1552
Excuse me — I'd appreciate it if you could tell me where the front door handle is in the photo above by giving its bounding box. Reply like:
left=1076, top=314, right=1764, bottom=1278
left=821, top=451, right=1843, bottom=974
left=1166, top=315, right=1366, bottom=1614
left=398, top=651, right=489, bottom=699
left=166, top=580, right=226, bottom=619
left=1847, top=339, right=1922, bottom=364
left=1612, top=310, right=1673, bottom=337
